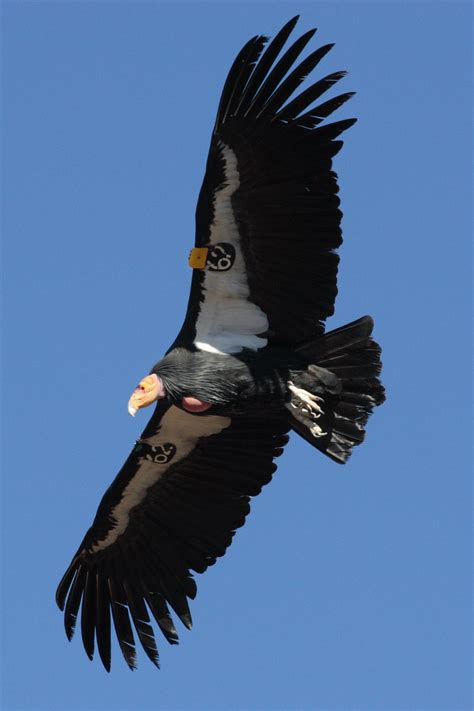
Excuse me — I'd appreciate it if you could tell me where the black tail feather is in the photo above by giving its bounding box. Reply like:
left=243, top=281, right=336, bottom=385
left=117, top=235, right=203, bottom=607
left=290, top=316, right=385, bottom=463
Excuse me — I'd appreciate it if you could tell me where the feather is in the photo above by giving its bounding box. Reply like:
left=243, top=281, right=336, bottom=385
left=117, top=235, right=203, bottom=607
left=216, top=36, right=266, bottom=128
left=108, top=572, right=137, bottom=670
left=55, top=558, right=78, bottom=611
left=143, top=588, right=179, bottom=645
left=244, top=29, right=317, bottom=118
left=276, top=71, right=347, bottom=122
left=257, top=44, right=335, bottom=119
left=224, top=36, right=268, bottom=123
left=96, top=573, right=112, bottom=672
left=80, top=569, right=96, bottom=660
left=64, top=565, right=86, bottom=641
left=292, top=91, right=355, bottom=127
left=235, top=15, right=300, bottom=117
left=121, top=557, right=160, bottom=667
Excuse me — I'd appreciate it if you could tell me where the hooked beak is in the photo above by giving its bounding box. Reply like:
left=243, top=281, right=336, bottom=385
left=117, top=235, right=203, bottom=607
left=128, top=373, right=164, bottom=416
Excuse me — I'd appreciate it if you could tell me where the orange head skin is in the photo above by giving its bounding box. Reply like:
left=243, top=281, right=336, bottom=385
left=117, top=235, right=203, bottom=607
left=128, top=374, right=165, bottom=416
left=127, top=373, right=212, bottom=416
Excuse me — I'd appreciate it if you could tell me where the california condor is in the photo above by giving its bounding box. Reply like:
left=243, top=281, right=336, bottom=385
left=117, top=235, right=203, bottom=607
left=56, top=16, right=385, bottom=670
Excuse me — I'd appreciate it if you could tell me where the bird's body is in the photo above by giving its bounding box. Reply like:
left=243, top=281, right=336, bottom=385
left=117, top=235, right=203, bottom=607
left=152, top=347, right=297, bottom=408
left=57, top=16, right=385, bottom=671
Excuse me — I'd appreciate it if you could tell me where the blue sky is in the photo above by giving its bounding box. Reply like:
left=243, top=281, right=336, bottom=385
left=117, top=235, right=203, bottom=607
left=2, top=2, right=472, bottom=710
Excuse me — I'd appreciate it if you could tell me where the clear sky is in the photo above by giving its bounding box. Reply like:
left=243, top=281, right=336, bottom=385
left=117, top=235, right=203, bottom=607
left=2, top=2, right=472, bottom=710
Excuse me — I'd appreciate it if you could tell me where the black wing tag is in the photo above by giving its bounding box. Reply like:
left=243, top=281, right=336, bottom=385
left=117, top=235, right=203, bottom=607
left=207, top=243, right=236, bottom=271
left=188, top=243, right=235, bottom=271
left=134, top=441, right=177, bottom=464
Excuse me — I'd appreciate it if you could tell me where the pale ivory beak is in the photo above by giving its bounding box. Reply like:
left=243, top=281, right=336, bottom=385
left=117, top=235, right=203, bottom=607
left=128, top=373, right=163, bottom=416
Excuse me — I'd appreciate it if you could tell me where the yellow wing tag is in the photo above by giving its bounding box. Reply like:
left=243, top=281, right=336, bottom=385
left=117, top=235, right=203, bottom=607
left=188, top=247, right=209, bottom=269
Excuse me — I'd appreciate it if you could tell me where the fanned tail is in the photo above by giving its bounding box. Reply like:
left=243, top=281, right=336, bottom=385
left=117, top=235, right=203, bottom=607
left=288, top=316, right=385, bottom=463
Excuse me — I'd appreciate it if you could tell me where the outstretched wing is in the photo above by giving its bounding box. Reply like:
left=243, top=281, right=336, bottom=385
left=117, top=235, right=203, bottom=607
left=172, top=16, right=355, bottom=355
left=56, top=402, right=289, bottom=670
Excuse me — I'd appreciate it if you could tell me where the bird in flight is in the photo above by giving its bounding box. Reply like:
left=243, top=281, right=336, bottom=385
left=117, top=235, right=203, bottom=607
left=56, top=16, right=385, bottom=671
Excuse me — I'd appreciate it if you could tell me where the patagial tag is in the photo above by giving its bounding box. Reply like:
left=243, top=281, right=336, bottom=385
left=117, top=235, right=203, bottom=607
left=188, top=243, right=236, bottom=271
left=135, top=440, right=177, bottom=464
left=207, top=243, right=236, bottom=271
left=188, top=248, right=209, bottom=269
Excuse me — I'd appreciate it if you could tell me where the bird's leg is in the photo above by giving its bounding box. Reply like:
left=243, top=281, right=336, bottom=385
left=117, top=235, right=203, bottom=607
left=288, top=382, right=327, bottom=438
left=288, top=382, right=325, bottom=418
left=309, top=422, right=327, bottom=438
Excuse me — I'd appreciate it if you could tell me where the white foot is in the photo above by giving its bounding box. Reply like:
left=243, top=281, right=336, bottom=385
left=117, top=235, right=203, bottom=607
left=288, top=382, right=325, bottom=418
left=310, top=422, right=327, bottom=438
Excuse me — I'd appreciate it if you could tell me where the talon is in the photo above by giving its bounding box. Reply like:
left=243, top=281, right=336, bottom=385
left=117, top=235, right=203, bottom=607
left=310, top=423, right=327, bottom=438
left=288, top=383, right=325, bottom=417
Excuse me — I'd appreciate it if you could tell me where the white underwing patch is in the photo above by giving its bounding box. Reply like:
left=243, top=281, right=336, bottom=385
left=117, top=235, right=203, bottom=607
left=194, top=141, right=268, bottom=354
left=90, top=407, right=231, bottom=552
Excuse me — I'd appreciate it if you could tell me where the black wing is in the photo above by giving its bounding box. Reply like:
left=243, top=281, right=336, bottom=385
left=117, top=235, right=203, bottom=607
left=172, top=16, right=355, bottom=355
left=56, top=401, right=289, bottom=670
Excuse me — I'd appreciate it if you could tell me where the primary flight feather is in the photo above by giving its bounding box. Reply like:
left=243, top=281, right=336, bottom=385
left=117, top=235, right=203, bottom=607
left=56, top=16, right=385, bottom=671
